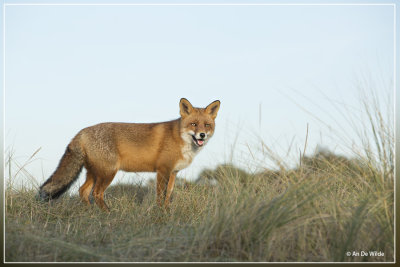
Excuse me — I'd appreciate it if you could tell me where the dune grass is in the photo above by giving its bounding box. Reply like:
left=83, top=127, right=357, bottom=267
left=5, top=148, right=394, bottom=262
left=4, top=82, right=394, bottom=262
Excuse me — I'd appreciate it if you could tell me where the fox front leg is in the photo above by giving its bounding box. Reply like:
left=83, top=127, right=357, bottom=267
left=164, top=171, right=177, bottom=208
left=156, top=169, right=170, bottom=207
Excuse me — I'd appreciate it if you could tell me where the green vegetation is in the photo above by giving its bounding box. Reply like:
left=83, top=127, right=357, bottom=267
left=5, top=145, right=394, bottom=262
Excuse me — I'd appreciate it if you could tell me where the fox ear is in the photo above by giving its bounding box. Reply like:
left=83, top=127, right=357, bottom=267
left=179, top=98, right=194, bottom=117
left=205, top=100, right=220, bottom=119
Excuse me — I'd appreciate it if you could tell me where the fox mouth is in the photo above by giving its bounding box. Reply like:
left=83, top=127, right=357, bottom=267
left=192, top=135, right=205, bottom=147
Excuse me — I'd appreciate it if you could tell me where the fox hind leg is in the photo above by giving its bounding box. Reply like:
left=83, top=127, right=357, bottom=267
left=79, top=170, right=95, bottom=205
left=92, top=170, right=117, bottom=212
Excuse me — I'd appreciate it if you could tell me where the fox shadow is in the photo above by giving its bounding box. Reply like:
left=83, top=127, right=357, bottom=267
left=104, top=183, right=152, bottom=204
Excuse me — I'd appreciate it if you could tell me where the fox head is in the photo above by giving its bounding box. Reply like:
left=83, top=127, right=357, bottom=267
left=179, top=98, right=220, bottom=148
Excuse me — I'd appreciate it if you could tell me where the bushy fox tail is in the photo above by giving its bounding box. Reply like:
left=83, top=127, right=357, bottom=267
left=38, top=138, right=84, bottom=201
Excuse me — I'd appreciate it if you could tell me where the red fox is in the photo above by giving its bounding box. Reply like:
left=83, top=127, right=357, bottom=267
left=38, top=98, right=220, bottom=211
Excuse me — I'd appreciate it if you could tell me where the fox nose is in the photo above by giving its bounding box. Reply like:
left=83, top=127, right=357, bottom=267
left=200, top=133, right=206, bottom=139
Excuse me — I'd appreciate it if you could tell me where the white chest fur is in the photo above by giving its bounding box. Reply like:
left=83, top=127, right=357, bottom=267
left=174, top=133, right=202, bottom=171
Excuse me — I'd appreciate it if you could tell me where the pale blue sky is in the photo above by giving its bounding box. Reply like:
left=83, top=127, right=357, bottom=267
left=3, top=1, right=396, bottom=188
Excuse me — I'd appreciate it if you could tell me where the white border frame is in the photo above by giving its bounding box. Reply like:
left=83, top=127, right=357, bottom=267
left=2, top=1, right=397, bottom=264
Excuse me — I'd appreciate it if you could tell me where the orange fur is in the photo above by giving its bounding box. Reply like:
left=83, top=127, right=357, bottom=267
left=38, top=98, right=220, bottom=211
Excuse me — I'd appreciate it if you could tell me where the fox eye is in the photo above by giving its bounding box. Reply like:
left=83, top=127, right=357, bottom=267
left=205, top=123, right=210, bottom=127
left=191, top=123, right=197, bottom=126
